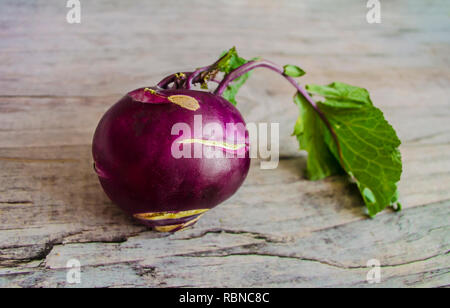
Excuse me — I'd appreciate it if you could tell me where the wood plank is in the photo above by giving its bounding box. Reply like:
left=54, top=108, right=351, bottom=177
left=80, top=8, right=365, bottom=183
left=0, top=199, right=448, bottom=287
left=0, top=0, right=449, bottom=96
left=0, top=142, right=449, bottom=266
left=0, top=0, right=449, bottom=287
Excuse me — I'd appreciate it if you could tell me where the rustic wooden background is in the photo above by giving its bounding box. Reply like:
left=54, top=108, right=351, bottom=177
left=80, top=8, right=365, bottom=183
left=0, top=0, right=449, bottom=287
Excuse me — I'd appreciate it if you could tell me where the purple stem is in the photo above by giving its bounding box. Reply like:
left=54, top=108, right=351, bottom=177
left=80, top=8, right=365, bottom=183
left=156, top=71, right=191, bottom=89
left=157, top=67, right=211, bottom=90
left=185, top=66, right=210, bottom=89
left=214, top=59, right=345, bottom=168
left=184, top=51, right=233, bottom=89
left=157, top=51, right=232, bottom=90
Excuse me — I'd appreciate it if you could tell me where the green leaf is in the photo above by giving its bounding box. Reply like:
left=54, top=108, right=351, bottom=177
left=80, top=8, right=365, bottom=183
left=216, top=47, right=252, bottom=105
left=292, top=93, right=343, bottom=180
left=306, top=82, right=372, bottom=106
left=217, top=47, right=247, bottom=73
left=207, top=48, right=403, bottom=217
left=283, top=65, right=306, bottom=77
left=294, top=82, right=402, bottom=216
left=316, top=96, right=402, bottom=216
left=317, top=98, right=366, bottom=109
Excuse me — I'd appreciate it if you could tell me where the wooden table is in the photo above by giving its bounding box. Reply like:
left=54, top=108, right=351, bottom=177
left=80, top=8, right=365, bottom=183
left=0, top=0, right=449, bottom=287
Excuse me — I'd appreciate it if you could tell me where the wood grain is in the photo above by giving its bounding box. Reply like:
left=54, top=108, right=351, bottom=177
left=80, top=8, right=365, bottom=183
left=0, top=0, right=449, bottom=287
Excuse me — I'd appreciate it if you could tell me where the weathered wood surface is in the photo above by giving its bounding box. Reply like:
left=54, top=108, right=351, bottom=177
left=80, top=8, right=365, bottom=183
left=0, top=0, right=449, bottom=287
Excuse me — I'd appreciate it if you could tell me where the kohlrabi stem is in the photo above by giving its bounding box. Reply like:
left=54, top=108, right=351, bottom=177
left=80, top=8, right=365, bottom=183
left=215, top=59, right=345, bottom=168
left=215, top=59, right=311, bottom=101
left=157, top=71, right=190, bottom=89
left=186, top=66, right=210, bottom=89
left=157, top=67, right=211, bottom=90
left=158, top=52, right=233, bottom=90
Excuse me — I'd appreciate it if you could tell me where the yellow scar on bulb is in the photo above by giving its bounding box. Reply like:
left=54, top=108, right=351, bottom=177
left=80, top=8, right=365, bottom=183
left=168, top=95, right=200, bottom=111
left=153, top=215, right=203, bottom=232
left=178, top=139, right=246, bottom=151
left=133, top=209, right=209, bottom=221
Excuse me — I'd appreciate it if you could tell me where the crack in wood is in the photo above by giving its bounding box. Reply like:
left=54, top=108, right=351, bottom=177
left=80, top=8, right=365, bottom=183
left=0, top=157, right=79, bottom=163
left=0, top=200, right=33, bottom=205
left=406, top=130, right=450, bottom=143
left=171, top=250, right=449, bottom=271
left=176, top=228, right=289, bottom=243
